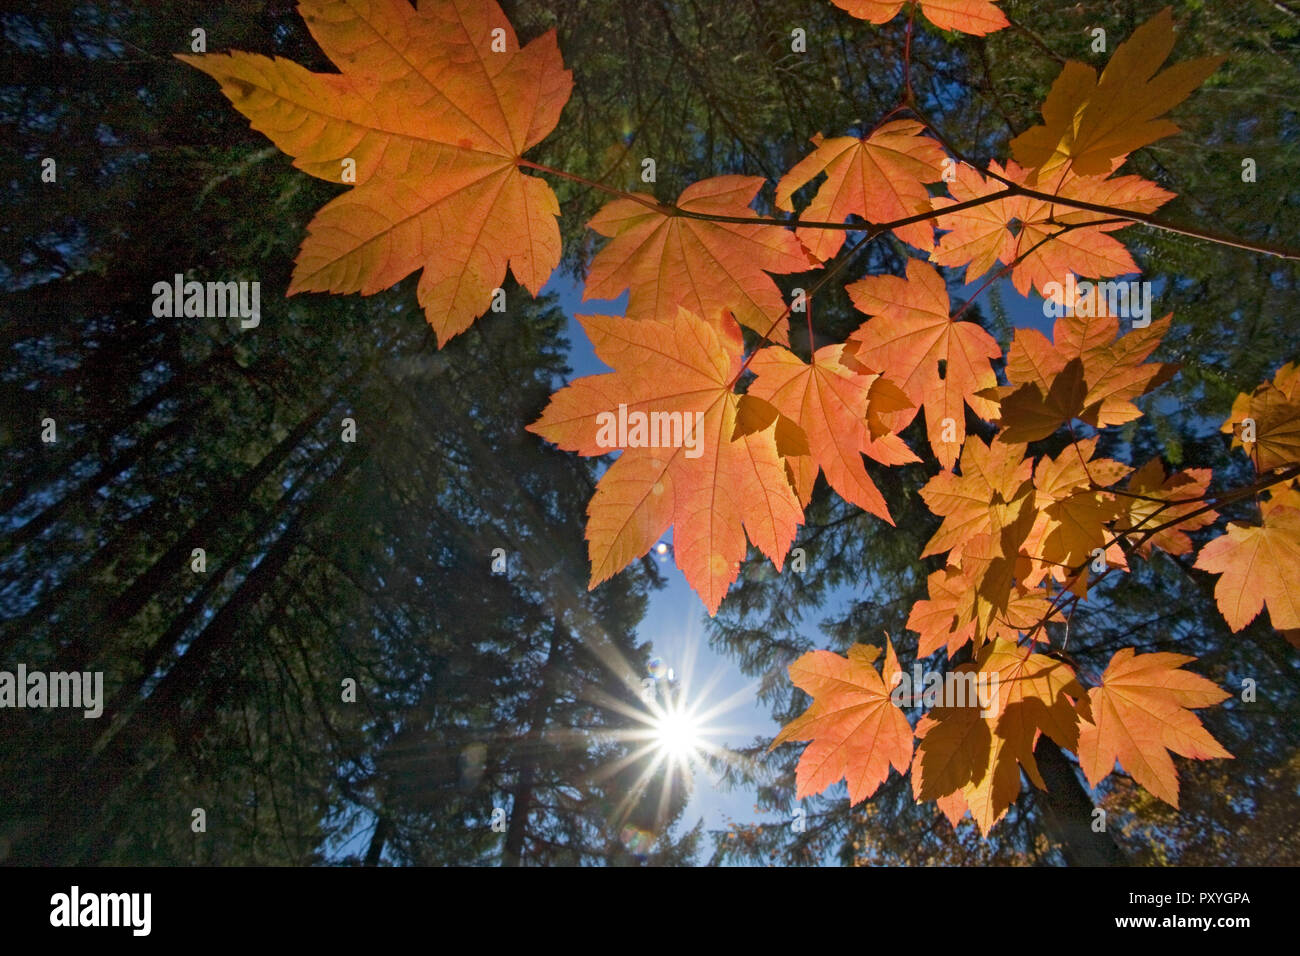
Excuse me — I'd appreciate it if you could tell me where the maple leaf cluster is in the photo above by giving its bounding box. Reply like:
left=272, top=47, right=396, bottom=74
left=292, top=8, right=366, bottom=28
left=184, top=0, right=1300, bottom=834
left=181, top=0, right=572, bottom=345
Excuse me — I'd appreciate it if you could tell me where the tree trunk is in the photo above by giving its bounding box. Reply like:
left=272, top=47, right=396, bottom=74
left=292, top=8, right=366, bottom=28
left=1033, top=736, right=1130, bottom=865
left=503, top=623, right=564, bottom=866
left=5, top=443, right=368, bottom=864
left=364, top=816, right=389, bottom=867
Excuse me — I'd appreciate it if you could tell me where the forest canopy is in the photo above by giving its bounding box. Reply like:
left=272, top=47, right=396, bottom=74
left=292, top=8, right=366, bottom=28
left=1, top=0, right=1298, bottom=867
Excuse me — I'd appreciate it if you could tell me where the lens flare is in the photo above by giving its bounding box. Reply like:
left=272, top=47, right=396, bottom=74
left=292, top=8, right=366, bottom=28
left=584, top=643, right=756, bottom=838
left=652, top=702, right=703, bottom=759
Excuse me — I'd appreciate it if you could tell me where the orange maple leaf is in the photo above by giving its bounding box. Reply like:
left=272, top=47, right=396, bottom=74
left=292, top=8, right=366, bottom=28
left=831, top=0, right=1008, bottom=36
left=1003, top=164, right=1175, bottom=298
left=1194, top=506, right=1300, bottom=633
left=911, top=670, right=989, bottom=802
left=747, top=343, right=917, bottom=519
left=1009, top=7, right=1223, bottom=181
left=995, top=357, right=1089, bottom=444
left=931, top=159, right=1174, bottom=295
left=774, top=121, right=948, bottom=259
left=975, top=640, right=1085, bottom=832
left=907, top=569, right=977, bottom=658
left=1020, top=437, right=1131, bottom=594
left=771, top=639, right=913, bottom=805
left=916, top=436, right=1040, bottom=652
left=1076, top=648, right=1232, bottom=807
left=733, top=392, right=822, bottom=506
left=996, top=309, right=1177, bottom=434
left=928, top=160, right=1024, bottom=285
left=179, top=0, right=572, bottom=346
left=907, top=569, right=1059, bottom=657
left=527, top=308, right=803, bottom=614
left=913, top=640, right=1082, bottom=834
left=918, top=434, right=1033, bottom=563
left=1116, top=458, right=1216, bottom=558
left=1220, top=361, right=1300, bottom=473
left=584, top=176, right=817, bottom=343
left=845, top=260, right=1001, bottom=469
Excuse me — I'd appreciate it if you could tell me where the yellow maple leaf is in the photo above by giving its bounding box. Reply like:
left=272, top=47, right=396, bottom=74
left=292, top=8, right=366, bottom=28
left=1221, top=362, right=1300, bottom=473
left=918, top=434, right=1033, bottom=563
left=1021, top=438, right=1131, bottom=595
left=1116, top=458, right=1216, bottom=558
left=1009, top=7, right=1223, bottom=181
left=1194, top=507, right=1300, bottom=633
left=1076, top=648, right=1231, bottom=808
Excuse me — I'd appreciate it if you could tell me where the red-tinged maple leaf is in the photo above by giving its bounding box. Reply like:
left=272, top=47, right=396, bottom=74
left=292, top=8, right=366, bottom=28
left=831, top=0, right=1008, bottom=36
left=1194, top=506, right=1300, bottom=633
left=527, top=308, right=802, bottom=615
left=771, top=639, right=913, bottom=805
left=1076, top=648, right=1232, bottom=808
left=919, top=434, right=1034, bottom=563
left=998, top=310, right=1176, bottom=431
left=1116, top=458, right=1216, bottom=558
left=774, top=121, right=948, bottom=259
left=584, top=176, right=817, bottom=344
left=180, top=0, right=572, bottom=346
left=931, top=159, right=1174, bottom=295
left=747, top=343, right=917, bottom=520
left=1009, top=8, right=1223, bottom=181
left=845, top=260, right=1001, bottom=469
left=1220, top=362, right=1300, bottom=473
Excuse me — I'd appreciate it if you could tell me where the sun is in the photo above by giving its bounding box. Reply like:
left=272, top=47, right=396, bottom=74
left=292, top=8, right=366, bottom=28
left=652, top=703, right=705, bottom=760
left=583, top=640, right=758, bottom=840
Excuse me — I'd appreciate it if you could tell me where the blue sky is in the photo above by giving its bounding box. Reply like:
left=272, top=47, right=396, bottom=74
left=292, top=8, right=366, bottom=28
left=543, top=276, right=781, bottom=852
